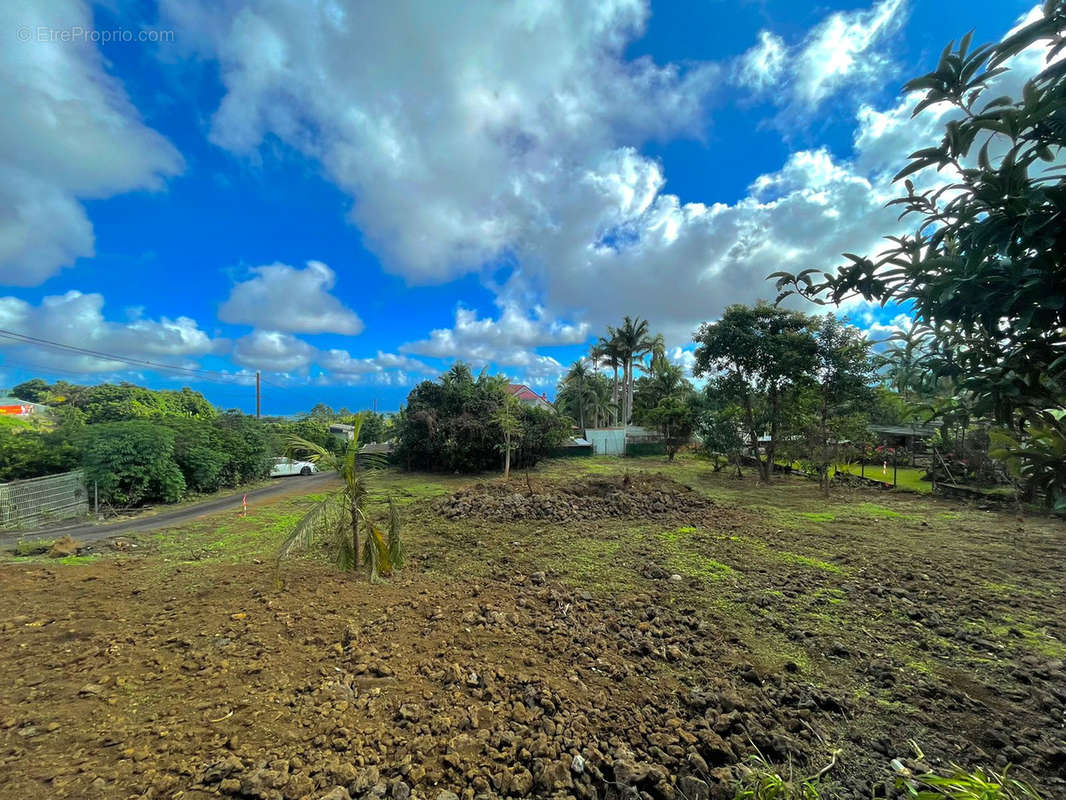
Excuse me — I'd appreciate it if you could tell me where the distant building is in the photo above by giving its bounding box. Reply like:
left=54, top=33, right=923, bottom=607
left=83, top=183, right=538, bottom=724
left=329, top=423, right=355, bottom=440
left=0, top=397, right=49, bottom=417
left=505, top=384, right=553, bottom=411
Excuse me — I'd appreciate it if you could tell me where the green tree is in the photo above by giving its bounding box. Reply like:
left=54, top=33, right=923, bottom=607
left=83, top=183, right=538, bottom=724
left=494, top=394, right=523, bottom=479
left=10, top=378, right=49, bottom=403
left=803, top=315, right=875, bottom=496
left=697, top=384, right=747, bottom=476
left=557, top=360, right=594, bottom=429
left=773, top=6, right=1066, bottom=505
left=81, top=422, right=186, bottom=505
left=631, top=360, right=699, bottom=460
left=357, top=411, right=390, bottom=444
left=692, top=303, right=818, bottom=483
left=308, top=402, right=335, bottom=421
left=394, top=363, right=569, bottom=472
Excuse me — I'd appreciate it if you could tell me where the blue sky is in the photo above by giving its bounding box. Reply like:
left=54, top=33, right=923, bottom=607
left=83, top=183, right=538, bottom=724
left=0, top=0, right=1039, bottom=413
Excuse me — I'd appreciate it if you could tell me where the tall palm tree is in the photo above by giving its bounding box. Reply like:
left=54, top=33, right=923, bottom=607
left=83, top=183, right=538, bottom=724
left=276, top=412, right=401, bottom=584
left=612, top=316, right=652, bottom=424
left=590, top=337, right=623, bottom=425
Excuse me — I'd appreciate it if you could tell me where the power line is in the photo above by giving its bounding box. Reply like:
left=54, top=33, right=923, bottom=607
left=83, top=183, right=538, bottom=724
left=0, top=328, right=257, bottom=386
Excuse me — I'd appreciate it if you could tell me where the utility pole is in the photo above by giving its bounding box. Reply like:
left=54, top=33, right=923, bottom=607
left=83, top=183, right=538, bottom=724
left=256, top=371, right=261, bottom=419
left=373, top=396, right=377, bottom=412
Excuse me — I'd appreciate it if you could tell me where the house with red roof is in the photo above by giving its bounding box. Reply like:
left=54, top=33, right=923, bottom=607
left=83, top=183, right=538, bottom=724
left=505, top=384, right=553, bottom=411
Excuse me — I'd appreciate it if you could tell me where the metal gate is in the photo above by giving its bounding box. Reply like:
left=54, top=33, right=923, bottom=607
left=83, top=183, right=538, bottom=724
left=0, top=470, right=88, bottom=530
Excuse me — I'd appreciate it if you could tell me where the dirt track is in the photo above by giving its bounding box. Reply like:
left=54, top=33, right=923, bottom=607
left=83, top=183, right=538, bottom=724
left=0, top=472, right=340, bottom=546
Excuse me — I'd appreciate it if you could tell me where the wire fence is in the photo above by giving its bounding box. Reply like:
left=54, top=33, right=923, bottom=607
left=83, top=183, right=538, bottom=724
left=0, top=470, right=89, bottom=531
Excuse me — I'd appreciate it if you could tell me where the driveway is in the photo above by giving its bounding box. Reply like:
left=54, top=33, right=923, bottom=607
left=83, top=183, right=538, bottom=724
left=0, top=472, right=341, bottom=546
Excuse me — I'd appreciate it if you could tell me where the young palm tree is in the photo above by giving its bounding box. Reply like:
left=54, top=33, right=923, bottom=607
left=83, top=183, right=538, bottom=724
left=562, top=360, right=592, bottom=428
left=276, top=412, right=399, bottom=585
left=586, top=377, right=615, bottom=428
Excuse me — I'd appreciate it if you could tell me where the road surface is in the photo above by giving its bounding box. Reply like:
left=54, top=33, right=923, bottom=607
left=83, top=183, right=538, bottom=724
left=1, top=472, right=341, bottom=546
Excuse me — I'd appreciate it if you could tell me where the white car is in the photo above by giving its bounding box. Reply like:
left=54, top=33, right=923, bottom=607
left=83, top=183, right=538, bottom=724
left=270, top=457, right=318, bottom=477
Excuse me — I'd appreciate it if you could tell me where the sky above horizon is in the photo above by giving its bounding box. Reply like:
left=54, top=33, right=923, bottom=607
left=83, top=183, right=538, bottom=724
left=0, top=0, right=1043, bottom=414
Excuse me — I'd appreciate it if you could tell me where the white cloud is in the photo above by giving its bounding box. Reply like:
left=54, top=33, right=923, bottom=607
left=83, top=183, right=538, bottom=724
left=231, top=329, right=432, bottom=385
left=163, top=0, right=717, bottom=284
left=231, top=330, right=316, bottom=373
left=219, top=260, right=364, bottom=335
left=793, top=0, right=906, bottom=107
left=0, top=291, right=219, bottom=373
left=0, top=0, right=182, bottom=285
left=734, top=0, right=907, bottom=111
left=735, top=31, right=787, bottom=93
left=401, top=302, right=586, bottom=371
left=319, top=349, right=432, bottom=379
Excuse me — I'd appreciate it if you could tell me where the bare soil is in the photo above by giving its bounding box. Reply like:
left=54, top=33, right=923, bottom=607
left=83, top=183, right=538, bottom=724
left=0, top=458, right=1063, bottom=800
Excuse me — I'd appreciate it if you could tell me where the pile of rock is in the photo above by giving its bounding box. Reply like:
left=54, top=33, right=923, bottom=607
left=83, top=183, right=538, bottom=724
left=436, top=476, right=712, bottom=522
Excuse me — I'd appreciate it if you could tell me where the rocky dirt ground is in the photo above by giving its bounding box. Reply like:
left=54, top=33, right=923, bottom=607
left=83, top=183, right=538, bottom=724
left=0, top=456, right=1063, bottom=800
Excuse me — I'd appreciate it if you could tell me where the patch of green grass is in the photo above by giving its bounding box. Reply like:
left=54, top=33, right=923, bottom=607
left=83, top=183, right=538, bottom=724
left=814, top=588, right=847, bottom=605
left=56, top=554, right=100, bottom=565
left=964, top=616, right=1066, bottom=659
left=852, top=502, right=903, bottom=519
left=779, top=552, right=844, bottom=574
left=831, top=462, right=932, bottom=493
left=657, top=526, right=737, bottom=580
left=800, top=511, right=837, bottom=523
left=565, top=536, right=632, bottom=593
left=667, top=550, right=736, bottom=580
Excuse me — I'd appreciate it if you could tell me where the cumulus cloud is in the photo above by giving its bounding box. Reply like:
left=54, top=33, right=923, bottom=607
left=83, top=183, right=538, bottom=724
left=163, top=0, right=717, bottom=284
left=163, top=0, right=914, bottom=351
left=734, top=0, right=907, bottom=111
left=0, top=0, right=182, bottom=285
left=401, top=302, right=586, bottom=373
left=231, top=329, right=432, bottom=385
left=319, top=349, right=432, bottom=379
left=219, top=260, right=364, bottom=335
left=231, top=330, right=316, bottom=373
left=0, top=291, right=219, bottom=373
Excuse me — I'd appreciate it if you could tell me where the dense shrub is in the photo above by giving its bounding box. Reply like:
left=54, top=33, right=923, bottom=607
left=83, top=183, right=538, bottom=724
left=393, top=364, right=570, bottom=472
left=81, top=422, right=187, bottom=505
left=0, top=416, right=81, bottom=482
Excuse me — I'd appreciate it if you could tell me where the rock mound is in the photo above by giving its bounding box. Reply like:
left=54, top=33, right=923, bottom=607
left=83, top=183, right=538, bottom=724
left=436, top=474, right=712, bottom=522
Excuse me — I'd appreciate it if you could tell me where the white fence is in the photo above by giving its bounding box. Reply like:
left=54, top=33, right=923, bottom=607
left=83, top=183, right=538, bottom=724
left=0, top=470, right=88, bottom=530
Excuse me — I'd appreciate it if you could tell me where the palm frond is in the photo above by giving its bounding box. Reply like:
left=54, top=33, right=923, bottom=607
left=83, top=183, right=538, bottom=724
left=287, top=435, right=341, bottom=471
left=362, top=521, right=389, bottom=582
left=387, top=497, right=406, bottom=570
left=274, top=490, right=342, bottom=588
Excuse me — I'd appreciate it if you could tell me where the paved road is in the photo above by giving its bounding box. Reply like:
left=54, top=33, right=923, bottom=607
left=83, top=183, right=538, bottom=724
left=0, top=472, right=341, bottom=545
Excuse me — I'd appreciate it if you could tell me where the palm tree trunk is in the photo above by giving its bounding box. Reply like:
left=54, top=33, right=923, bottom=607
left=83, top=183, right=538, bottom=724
left=350, top=503, right=360, bottom=571
left=613, top=365, right=620, bottom=425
